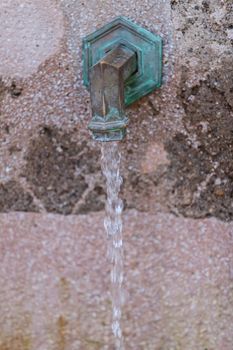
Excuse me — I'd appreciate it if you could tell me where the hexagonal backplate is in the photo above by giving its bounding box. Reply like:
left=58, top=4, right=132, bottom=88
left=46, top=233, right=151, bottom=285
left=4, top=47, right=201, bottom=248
left=82, top=16, right=162, bottom=107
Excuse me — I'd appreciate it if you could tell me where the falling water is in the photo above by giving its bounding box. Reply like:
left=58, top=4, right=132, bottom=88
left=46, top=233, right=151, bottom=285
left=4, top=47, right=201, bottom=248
left=101, top=142, right=124, bottom=350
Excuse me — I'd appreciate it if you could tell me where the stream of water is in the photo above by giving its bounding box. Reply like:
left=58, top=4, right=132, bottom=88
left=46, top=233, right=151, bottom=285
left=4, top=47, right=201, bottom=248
left=101, top=142, right=125, bottom=350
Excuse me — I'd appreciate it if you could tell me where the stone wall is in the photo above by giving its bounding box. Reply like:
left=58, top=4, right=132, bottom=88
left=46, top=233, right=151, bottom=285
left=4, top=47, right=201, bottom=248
left=0, top=0, right=233, bottom=349
left=0, top=0, right=233, bottom=222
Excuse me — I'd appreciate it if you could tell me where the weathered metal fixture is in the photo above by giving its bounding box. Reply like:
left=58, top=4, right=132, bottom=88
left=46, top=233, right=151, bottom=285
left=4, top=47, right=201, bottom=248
left=82, top=16, right=163, bottom=141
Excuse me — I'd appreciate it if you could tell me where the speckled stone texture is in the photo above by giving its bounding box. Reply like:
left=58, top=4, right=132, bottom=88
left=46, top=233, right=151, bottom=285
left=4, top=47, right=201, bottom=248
left=0, top=211, right=233, bottom=350
left=0, top=0, right=232, bottom=220
left=0, top=0, right=64, bottom=77
left=0, top=0, right=233, bottom=349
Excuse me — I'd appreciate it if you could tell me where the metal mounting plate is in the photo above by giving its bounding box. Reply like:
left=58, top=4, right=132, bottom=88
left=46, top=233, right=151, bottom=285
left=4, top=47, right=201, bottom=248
left=82, top=16, right=163, bottom=107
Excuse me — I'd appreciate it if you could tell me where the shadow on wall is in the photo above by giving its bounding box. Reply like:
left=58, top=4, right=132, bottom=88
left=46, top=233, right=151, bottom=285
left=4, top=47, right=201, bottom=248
left=0, top=32, right=233, bottom=223
left=165, top=56, right=233, bottom=222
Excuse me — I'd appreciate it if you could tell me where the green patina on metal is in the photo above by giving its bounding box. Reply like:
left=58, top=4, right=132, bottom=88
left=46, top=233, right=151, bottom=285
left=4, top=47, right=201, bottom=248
left=82, top=16, right=163, bottom=141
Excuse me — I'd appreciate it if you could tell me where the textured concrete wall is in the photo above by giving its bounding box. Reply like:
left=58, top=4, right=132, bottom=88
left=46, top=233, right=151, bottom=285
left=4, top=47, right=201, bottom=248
left=0, top=0, right=233, bottom=349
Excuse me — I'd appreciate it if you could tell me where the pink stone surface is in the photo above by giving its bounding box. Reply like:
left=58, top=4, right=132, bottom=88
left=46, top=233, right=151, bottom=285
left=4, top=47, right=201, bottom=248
left=0, top=210, right=232, bottom=349
left=0, top=0, right=64, bottom=77
left=140, top=142, right=169, bottom=174
left=0, top=1, right=232, bottom=349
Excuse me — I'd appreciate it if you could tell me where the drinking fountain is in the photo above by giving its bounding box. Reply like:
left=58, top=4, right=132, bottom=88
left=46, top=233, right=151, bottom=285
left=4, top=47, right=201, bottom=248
left=82, top=16, right=163, bottom=141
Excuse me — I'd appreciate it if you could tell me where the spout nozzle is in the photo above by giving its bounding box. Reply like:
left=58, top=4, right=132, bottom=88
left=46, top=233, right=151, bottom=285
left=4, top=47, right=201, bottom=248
left=90, top=128, right=127, bottom=142
left=88, top=45, right=136, bottom=142
left=88, top=112, right=128, bottom=141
